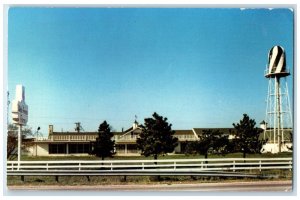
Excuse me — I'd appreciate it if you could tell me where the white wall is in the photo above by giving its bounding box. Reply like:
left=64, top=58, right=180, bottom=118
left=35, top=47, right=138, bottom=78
left=25, top=143, right=49, bottom=156
left=174, top=142, right=181, bottom=153
left=261, top=142, right=292, bottom=154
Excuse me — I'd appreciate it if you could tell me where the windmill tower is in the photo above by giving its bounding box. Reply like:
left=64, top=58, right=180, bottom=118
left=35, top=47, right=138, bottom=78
left=262, top=46, right=293, bottom=153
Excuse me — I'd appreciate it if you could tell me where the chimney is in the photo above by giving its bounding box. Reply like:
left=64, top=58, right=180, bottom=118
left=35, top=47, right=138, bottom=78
left=49, top=125, right=53, bottom=135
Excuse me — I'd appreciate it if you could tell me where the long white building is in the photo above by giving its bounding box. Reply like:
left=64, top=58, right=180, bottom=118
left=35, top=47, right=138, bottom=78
left=24, top=122, right=234, bottom=156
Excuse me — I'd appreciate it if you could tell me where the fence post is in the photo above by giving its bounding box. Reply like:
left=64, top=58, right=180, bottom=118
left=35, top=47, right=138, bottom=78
left=289, top=160, right=292, bottom=171
left=111, top=163, right=113, bottom=171
left=174, top=162, right=176, bottom=170
left=47, top=163, right=49, bottom=171
left=233, top=160, right=235, bottom=172
left=142, top=162, right=144, bottom=170
left=79, top=163, right=81, bottom=171
left=201, top=161, right=203, bottom=169
left=259, top=160, right=262, bottom=172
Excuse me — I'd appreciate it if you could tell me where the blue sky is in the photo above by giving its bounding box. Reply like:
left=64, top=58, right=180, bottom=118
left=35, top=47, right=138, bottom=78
left=8, top=8, right=294, bottom=135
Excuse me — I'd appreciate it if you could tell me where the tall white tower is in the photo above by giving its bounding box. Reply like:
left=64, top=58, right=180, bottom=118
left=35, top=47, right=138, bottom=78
left=262, top=46, right=293, bottom=153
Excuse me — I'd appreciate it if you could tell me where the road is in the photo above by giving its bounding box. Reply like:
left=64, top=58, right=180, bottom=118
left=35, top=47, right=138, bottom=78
left=7, top=180, right=292, bottom=192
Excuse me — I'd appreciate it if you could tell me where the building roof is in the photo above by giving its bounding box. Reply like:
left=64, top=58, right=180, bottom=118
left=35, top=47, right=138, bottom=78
left=52, top=132, right=97, bottom=135
left=52, top=131, right=123, bottom=135
left=193, top=128, right=234, bottom=136
left=52, top=129, right=194, bottom=136
left=174, top=130, right=194, bottom=135
left=51, top=128, right=236, bottom=136
left=263, top=129, right=292, bottom=139
left=51, top=127, right=291, bottom=138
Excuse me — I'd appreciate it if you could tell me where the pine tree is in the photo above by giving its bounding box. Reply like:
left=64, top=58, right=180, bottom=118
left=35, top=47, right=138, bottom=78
left=185, top=129, right=229, bottom=160
left=232, top=114, right=265, bottom=158
left=91, top=121, right=115, bottom=160
left=136, top=112, right=178, bottom=160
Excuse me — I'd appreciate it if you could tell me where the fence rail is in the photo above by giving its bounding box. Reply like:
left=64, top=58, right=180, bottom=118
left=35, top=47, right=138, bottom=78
left=7, top=157, right=292, bottom=178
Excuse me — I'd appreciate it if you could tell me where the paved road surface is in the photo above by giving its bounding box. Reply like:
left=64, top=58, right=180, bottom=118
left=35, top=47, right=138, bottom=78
left=7, top=181, right=292, bottom=192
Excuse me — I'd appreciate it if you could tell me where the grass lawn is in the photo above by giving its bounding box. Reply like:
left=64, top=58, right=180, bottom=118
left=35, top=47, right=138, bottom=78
left=15, top=152, right=293, bottom=161
left=7, top=171, right=292, bottom=186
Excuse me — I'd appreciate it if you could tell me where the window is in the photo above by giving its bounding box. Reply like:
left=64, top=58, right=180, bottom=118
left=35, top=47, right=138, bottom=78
left=127, top=144, right=138, bottom=153
left=49, top=144, right=67, bottom=154
left=116, top=144, right=125, bottom=153
left=69, top=144, right=77, bottom=154
left=68, top=143, right=91, bottom=154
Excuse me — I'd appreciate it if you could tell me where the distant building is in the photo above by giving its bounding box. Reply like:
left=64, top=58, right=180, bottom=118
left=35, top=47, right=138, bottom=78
left=24, top=122, right=236, bottom=156
left=259, top=120, right=293, bottom=153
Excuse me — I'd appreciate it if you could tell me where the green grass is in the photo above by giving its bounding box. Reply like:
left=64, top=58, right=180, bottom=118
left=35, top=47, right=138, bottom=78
left=15, top=152, right=293, bottom=161
left=7, top=171, right=292, bottom=186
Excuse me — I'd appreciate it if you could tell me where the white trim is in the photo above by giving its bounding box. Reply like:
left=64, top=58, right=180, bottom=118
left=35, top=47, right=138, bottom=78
left=119, top=126, right=142, bottom=137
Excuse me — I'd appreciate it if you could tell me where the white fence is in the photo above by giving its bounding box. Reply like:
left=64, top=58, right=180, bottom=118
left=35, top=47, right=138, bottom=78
left=7, top=157, right=292, bottom=177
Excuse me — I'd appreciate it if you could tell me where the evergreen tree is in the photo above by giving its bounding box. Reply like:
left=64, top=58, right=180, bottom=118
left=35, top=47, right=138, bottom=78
left=91, top=121, right=115, bottom=160
left=136, top=112, right=178, bottom=160
left=185, top=129, right=229, bottom=159
left=232, top=114, right=265, bottom=158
